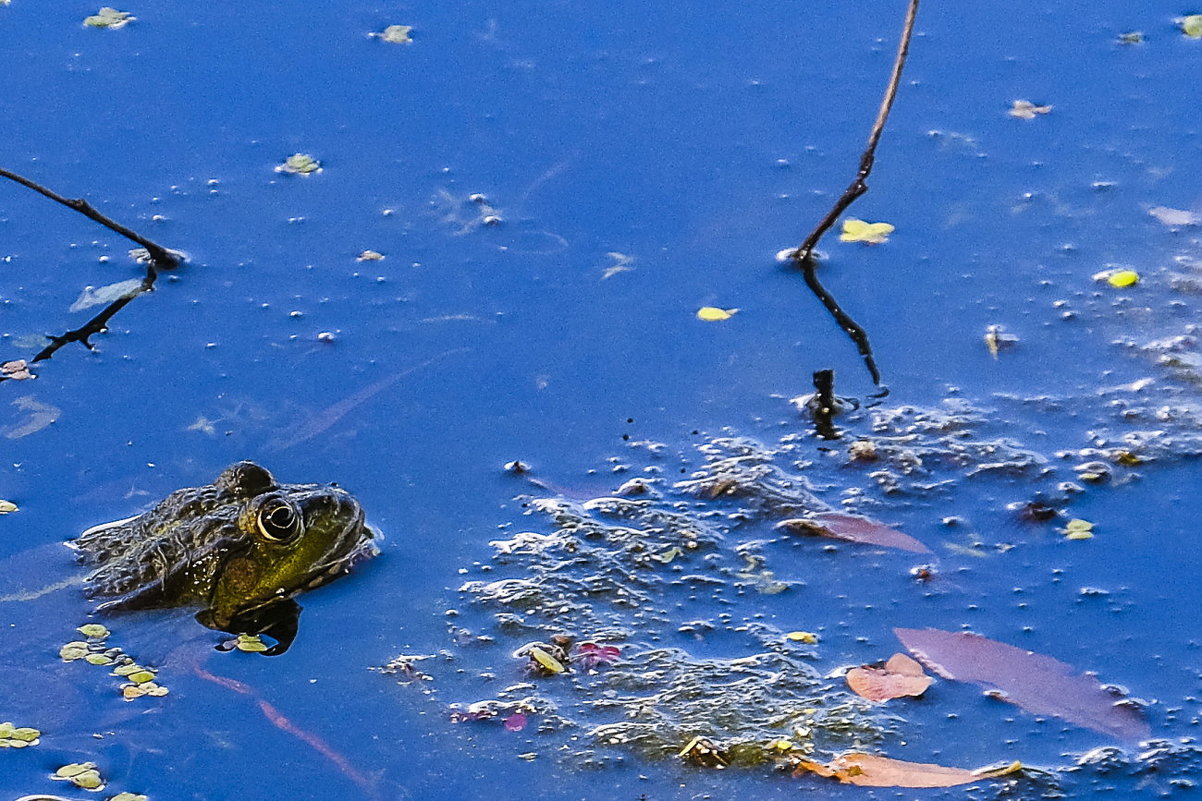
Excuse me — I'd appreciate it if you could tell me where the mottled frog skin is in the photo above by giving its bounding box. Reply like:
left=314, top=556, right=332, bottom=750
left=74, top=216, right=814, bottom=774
left=71, top=461, right=377, bottom=654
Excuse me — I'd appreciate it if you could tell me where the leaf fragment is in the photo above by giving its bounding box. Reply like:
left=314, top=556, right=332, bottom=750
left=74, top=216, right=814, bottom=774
left=696, top=306, right=737, bottom=322
left=1009, top=100, right=1053, bottom=119
left=357, top=250, right=385, bottom=261
left=84, top=7, right=133, bottom=28
left=0, top=499, right=17, bottom=513
left=1181, top=14, right=1202, bottom=38
left=796, top=753, right=1020, bottom=788
left=785, top=631, right=818, bottom=644
left=110, top=794, right=149, bottom=801
left=846, top=653, right=934, bottom=701
left=839, top=218, right=894, bottom=244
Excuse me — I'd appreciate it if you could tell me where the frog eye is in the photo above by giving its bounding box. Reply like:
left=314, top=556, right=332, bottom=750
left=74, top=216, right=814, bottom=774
left=257, top=500, right=302, bottom=542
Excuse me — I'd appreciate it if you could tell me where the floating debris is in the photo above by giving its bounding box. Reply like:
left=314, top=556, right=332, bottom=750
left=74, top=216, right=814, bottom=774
left=52, top=761, right=105, bottom=791
left=1009, top=100, right=1053, bottom=119
left=83, top=7, right=133, bottom=28
left=275, top=153, right=322, bottom=175
left=376, top=24, right=413, bottom=44
left=696, top=306, right=738, bottom=322
left=839, top=218, right=894, bottom=244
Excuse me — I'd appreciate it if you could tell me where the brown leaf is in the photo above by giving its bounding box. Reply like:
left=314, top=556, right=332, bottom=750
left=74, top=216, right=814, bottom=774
left=796, top=753, right=1021, bottom=787
left=846, top=653, right=933, bottom=701
left=776, top=512, right=930, bottom=553
left=895, top=627, right=1149, bottom=741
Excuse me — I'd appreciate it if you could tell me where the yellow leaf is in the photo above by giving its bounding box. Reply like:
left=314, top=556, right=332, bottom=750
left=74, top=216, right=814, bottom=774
left=529, top=646, right=566, bottom=674
left=786, top=631, right=818, bottom=644
left=0, top=500, right=17, bottom=513
left=1181, top=14, right=1202, bottom=37
left=1106, top=270, right=1139, bottom=288
left=839, top=219, right=895, bottom=244
left=697, top=306, right=737, bottom=322
left=1065, top=518, right=1094, bottom=540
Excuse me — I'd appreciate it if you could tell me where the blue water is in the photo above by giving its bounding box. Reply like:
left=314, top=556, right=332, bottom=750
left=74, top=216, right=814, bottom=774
left=3, top=0, right=1202, bottom=798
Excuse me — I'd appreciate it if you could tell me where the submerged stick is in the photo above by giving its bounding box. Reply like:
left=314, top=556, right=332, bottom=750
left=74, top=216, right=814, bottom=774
left=789, top=0, right=920, bottom=389
left=0, top=167, right=184, bottom=381
left=809, top=369, right=840, bottom=440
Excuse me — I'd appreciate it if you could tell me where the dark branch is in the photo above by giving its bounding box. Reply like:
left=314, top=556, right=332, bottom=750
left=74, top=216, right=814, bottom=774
left=790, top=0, right=920, bottom=389
left=31, top=265, right=157, bottom=362
left=0, top=167, right=182, bottom=382
left=0, top=167, right=180, bottom=269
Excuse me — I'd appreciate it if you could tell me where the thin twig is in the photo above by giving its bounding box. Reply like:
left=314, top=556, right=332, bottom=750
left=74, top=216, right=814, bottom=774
left=790, top=0, right=920, bottom=388
left=0, top=167, right=180, bottom=268
left=0, top=167, right=182, bottom=382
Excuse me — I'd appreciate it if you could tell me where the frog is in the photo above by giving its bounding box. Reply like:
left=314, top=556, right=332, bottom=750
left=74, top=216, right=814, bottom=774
left=69, top=461, right=378, bottom=655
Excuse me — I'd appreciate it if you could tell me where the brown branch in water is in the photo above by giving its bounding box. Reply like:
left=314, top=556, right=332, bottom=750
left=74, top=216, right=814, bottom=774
left=790, top=0, right=920, bottom=389
left=0, top=167, right=180, bottom=268
left=0, top=167, right=183, bottom=382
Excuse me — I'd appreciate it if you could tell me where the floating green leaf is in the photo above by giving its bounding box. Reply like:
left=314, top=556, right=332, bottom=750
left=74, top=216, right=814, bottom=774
left=110, top=793, right=149, bottom=801
left=84, top=7, right=134, bottom=28
left=0, top=721, right=41, bottom=748
left=60, top=641, right=91, bottom=662
left=378, top=24, right=413, bottom=44
left=233, top=634, right=270, bottom=653
left=839, top=218, right=895, bottom=244
left=275, top=153, right=322, bottom=175
left=1181, top=14, right=1202, bottom=38
left=53, top=761, right=105, bottom=791
left=78, top=623, right=111, bottom=640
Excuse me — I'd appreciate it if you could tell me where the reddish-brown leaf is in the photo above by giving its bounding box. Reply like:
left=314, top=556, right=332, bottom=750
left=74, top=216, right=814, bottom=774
left=796, top=753, right=1021, bottom=788
left=846, top=653, right=934, bottom=701
left=776, top=512, right=930, bottom=553
left=895, top=627, right=1149, bottom=741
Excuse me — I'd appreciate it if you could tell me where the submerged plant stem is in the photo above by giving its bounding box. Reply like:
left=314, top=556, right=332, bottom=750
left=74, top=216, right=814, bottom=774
left=790, top=0, right=920, bottom=390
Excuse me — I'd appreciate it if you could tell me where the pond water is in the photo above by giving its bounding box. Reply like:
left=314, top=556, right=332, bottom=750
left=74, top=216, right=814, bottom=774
left=3, top=0, right=1202, bottom=798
